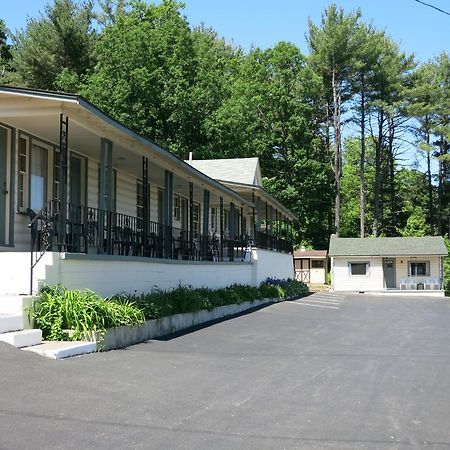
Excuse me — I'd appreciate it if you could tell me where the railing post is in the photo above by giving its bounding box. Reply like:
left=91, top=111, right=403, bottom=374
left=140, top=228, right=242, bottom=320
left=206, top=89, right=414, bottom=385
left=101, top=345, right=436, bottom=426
left=142, top=157, right=149, bottom=256
left=58, top=114, right=68, bottom=250
left=202, top=189, right=210, bottom=260
left=189, top=181, right=194, bottom=260
left=229, top=202, right=235, bottom=262
left=164, top=170, right=173, bottom=258
left=252, top=190, right=256, bottom=241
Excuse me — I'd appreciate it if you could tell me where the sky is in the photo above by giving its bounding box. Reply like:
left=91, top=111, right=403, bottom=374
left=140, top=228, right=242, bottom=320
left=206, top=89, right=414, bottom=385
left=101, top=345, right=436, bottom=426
left=1, top=0, right=449, bottom=63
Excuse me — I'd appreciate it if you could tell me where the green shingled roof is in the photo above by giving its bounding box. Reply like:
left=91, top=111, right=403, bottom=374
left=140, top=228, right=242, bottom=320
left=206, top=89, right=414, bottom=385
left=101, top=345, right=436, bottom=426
left=328, top=236, right=448, bottom=257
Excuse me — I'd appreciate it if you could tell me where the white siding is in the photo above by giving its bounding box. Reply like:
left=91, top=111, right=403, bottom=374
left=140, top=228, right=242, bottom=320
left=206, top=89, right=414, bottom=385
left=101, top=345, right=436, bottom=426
left=332, top=256, right=384, bottom=291
left=150, top=184, right=159, bottom=223
left=253, top=249, right=294, bottom=285
left=116, top=170, right=136, bottom=217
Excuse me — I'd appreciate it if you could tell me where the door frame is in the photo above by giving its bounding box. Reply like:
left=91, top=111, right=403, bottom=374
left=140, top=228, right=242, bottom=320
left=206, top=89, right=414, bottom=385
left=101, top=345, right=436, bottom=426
left=69, top=152, right=87, bottom=207
left=383, top=258, right=396, bottom=289
left=0, top=125, right=15, bottom=246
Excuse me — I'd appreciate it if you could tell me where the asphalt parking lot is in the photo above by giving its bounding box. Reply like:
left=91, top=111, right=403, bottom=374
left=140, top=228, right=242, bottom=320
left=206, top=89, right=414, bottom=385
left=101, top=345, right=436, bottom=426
left=1, top=293, right=450, bottom=450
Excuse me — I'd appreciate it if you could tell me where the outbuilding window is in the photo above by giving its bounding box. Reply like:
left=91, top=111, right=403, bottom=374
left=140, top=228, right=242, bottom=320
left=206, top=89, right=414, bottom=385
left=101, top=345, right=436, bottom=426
left=349, top=262, right=369, bottom=276
left=409, top=261, right=429, bottom=276
left=311, top=259, right=324, bottom=269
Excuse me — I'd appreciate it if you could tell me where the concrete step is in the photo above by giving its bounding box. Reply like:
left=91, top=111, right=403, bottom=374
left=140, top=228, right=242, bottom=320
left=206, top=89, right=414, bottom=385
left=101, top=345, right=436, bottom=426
left=0, top=314, right=23, bottom=333
left=0, top=329, right=42, bottom=348
left=23, top=341, right=97, bottom=359
left=0, top=295, right=36, bottom=328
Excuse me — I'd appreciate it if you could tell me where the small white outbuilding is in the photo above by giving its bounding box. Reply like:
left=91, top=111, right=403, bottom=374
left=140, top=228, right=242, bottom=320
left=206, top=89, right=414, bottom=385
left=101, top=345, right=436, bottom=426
left=328, top=236, right=448, bottom=293
left=293, top=249, right=327, bottom=284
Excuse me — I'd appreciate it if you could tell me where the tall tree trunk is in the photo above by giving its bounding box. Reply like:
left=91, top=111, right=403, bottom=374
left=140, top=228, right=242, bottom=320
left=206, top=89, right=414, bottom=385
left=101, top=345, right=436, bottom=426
left=424, top=117, right=434, bottom=227
left=332, top=69, right=342, bottom=236
left=359, top=73, right=366, bottom=238
left=372, top=109, right=384, bottom=237
left=438, top=157, right=443, bottom=235
left=387, top=115, right=397, bottom=233
left=437, top=134, right=446, bottom=235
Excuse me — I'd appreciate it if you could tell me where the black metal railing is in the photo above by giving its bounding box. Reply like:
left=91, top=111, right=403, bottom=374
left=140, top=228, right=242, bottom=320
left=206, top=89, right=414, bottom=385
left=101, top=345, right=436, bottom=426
left=254, top=230, right=293, bottom=254
left=28, top=200, right=258, bottom=265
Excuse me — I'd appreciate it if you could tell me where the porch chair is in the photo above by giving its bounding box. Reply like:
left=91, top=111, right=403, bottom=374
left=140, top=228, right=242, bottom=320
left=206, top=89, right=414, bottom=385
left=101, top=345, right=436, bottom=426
left=424, top=278, right=432, bottom=290
left=399, top=279, right=408, bottom=290
left=407, top=278, right=417, bottom=290
left=431, top=278, right=441, bottom=290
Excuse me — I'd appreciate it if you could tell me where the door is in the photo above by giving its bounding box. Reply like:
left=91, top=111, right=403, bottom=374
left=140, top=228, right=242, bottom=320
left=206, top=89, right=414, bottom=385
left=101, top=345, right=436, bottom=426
left=0, top=127, right=7, bottom=244
left=69, top=154, right=86, bottom=207
left=383, top=258, right=396, bottom=289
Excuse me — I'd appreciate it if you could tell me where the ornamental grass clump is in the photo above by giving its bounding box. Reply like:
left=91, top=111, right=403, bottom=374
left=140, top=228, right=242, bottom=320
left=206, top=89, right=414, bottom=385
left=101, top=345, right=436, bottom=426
left=262, top=278, right=309, bottom=299
left=30, top=285, right=145, bottom=341
left=114, top=283, right=280, bottom=321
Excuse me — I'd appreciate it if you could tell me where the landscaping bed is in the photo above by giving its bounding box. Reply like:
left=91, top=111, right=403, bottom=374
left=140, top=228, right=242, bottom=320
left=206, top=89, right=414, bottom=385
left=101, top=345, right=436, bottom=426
left=28, top=279, right=308, bottom=350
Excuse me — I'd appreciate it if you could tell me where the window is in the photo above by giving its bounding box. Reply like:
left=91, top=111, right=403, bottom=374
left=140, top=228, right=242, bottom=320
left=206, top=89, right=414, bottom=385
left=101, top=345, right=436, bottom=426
left=18, top=136, right=53, bottom=212
left=97, top=165, right=116, bottom=211
left=174, top=194, right=181, bottom=221
left=224, top=209, right=229, bottom=231
left=193, top=202, right=200, bottom=236
left=30, top=143, right=50, bottom=211
left=17, top=136, right=29, bottom=210
left=409, top=261, right=429, bottom=276
left=53, top=149, right=60, bottom=202
left=136, top=180, right=150, bottom=226
left=210, top=207, right=217, bottom=231
left=311, top=259, right=324, bottom=269
left=349, top=262, right=369, bottom=276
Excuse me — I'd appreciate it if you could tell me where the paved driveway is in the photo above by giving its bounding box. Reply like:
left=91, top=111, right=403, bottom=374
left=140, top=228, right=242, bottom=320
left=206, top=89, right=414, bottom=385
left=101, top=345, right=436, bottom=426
left=1, top=294, right=450, bottom=449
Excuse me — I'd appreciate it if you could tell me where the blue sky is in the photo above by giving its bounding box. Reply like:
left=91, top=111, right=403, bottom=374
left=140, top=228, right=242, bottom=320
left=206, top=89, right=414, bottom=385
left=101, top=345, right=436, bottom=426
left=2, top=0, right=449, bottom=62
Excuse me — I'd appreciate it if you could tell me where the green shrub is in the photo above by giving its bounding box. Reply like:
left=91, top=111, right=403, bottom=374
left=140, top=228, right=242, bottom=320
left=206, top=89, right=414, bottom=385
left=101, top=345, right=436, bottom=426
left=30, top=285, right=145, bottom=341
left=32, top=281, right=302, bottom=341
left=261, top=278, right=309, bottom=299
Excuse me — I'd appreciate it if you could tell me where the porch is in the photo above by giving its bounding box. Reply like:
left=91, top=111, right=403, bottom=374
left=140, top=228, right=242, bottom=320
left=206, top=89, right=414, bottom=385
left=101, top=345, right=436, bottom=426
left=0, top=86, right=295, bottom=295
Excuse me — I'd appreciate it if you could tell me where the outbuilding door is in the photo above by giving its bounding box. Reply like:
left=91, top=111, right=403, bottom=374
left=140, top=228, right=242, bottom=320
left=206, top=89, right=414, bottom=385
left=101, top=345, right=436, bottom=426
left=383, top=258, right=396, bottom=289
left=294, top=258, right=310, bottom=283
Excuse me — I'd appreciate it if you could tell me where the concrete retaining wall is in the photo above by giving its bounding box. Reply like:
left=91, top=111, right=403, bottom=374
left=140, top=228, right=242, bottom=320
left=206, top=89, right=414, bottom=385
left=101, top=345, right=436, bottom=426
left=1, top=249, right=294, bottom=297
left=99, top=297, right=278, bottom=351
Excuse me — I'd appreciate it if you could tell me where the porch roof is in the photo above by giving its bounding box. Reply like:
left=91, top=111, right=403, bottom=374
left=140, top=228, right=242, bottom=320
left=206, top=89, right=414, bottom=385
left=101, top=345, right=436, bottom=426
left=215, top=180, right=297, bottom=221
left=0, top=85, right=252, bottom=207
left=329, top=236, right=448, bottom=257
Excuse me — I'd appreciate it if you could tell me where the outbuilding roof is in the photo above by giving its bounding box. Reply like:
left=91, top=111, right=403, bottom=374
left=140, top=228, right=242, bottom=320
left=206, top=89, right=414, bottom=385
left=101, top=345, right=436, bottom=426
left=293, top=250, right=327, bottom=258
left=328, top=236, right=448, bottom=257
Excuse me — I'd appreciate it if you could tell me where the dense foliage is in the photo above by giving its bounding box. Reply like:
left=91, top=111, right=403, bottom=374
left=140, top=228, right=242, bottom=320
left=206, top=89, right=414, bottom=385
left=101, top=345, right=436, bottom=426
left=113, top=279, right=308, bottom=320
left=29, top=281, right=308, bottom=340
left=29, top=285, right=145, bottom=340
left=444, top=235, right=450, bottom=296
left=1, top=0, right=449, bottom=248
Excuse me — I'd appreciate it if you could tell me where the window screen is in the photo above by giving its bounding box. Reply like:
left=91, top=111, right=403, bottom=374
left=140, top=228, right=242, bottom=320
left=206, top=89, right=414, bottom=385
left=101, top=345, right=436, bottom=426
left=409, top=261, right=429, bottom=276
left=350, top=262, right=368, bottom=275
left=311, top=259, right=324, bottom=269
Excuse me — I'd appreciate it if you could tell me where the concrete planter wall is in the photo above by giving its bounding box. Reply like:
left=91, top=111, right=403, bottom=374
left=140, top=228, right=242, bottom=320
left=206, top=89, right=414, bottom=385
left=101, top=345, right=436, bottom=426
left=98, top=297, right=279, bottom=351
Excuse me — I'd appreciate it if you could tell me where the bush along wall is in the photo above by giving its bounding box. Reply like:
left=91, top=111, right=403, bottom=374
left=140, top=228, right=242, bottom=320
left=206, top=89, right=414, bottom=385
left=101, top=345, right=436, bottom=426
left=29, top=280, right=309, bottom=341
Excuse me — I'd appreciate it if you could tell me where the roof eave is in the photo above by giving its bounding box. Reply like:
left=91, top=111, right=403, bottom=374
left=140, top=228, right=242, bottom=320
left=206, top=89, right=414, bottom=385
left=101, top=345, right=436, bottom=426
left=0, top=85, right=251, bottom=207
left=216, top=179, right=297, bottom=220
